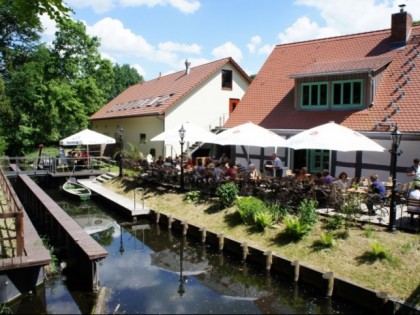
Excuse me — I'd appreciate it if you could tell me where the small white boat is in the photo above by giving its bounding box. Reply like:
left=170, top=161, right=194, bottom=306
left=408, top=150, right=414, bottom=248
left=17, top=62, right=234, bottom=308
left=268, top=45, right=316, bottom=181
left=73, top=214, right=116, bottom=235
left=62, top=177, right=91, bottom=201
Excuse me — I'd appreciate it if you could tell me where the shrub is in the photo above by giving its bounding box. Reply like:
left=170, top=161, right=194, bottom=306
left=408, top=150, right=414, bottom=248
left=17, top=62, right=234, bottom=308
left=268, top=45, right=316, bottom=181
left=370, top=240, right=389, bottom=259
left=183, top=190, right=202, bottom=204
left=363, top=224, right=375, bottom=238
left=216, top=182, right=239, bottom=209
left=236, top=196, right=266, bottom=225
left=324, top=215, right=344, bottom=230
left=253, top=210, right=274, bottom=231
left=297, top=198, right=318, bottom=227
left=319, top=231, right=338, bottom=249
left=267, top=203, right=290, bottom=223
left=284, top=215, right=311, bottom=240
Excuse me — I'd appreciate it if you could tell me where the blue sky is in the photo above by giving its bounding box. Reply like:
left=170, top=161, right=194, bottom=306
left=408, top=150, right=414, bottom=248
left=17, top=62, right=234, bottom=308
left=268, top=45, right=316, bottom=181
left=41, top=0, right=420, bottom=80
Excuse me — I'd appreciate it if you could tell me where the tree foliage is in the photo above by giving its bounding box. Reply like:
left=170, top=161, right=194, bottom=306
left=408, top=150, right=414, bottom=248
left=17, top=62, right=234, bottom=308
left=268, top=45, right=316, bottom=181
left=0, top=7, right=143, bottom=155
left=0, top=2, right=41, bottom=78
left=2, top=0, right=72, bottom=28
left=109, top=64, right=142, bottom=101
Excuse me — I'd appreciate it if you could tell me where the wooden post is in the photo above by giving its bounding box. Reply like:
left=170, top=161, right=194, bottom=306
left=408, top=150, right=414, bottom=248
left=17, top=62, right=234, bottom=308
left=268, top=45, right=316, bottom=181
left=199, top=227, right=206, bottom=243
left=217, top=233, right=224, bottom=251
left=322, top=272, right=334, bottom=297
left=168, top=215, right=173, bottom=229
left=181, top=221, right=188, bottom=235
left=15, top=211, right=24, bottom=256
left=291, top=260, right=300, bottom=282
left=264, top=250, right=272, bottom=271
left=241, top=242, right=249, bottom=261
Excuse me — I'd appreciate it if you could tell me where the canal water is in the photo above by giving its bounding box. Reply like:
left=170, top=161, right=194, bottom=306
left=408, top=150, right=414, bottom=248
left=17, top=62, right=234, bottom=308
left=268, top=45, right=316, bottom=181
left=9, top=187, right=368, bottom=314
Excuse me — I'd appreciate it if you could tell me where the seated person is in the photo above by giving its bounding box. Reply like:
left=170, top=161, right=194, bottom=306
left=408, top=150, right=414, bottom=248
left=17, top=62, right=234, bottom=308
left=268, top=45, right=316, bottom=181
left=322, top=170, right=334, bottom=185
left=162, top=157, right=173, bottom=168
left=365, top=174, right=387, bottom=215
left=205, top=157, right=215, bottom=169
left=407, top=183, right=420, bottom=221
left=334, top=172, right=348, bottom=191
left=193, top=161, right=206, bottom=180
left=213, top=162, right=225, bottom=183
left=236, top=162, right=248, bottom=175
left=247, top=164, right=260, bottom=180
left=314, top=172, right=324, bottom=185
left=225, top=161, right=238, bottom=180
left=184, top=158, right=195, bottom=170
left=296, top=167, right=309, bottom=182
left=155, top=156, right=164, bottom=166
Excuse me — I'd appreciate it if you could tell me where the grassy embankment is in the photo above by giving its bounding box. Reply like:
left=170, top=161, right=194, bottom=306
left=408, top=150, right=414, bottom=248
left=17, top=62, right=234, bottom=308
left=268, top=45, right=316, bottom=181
left=103, top=176, right=420, bottom=308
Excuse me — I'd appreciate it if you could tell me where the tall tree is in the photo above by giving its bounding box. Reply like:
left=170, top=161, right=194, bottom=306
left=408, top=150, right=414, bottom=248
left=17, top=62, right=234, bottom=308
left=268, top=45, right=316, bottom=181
left=3, top=46, right=56, bottom=154
left=0, top=2, right=41, bottom=78
left=109, top=64, right=143, bottom=101
left=1, top=0, right=71, bottom=28
left=49, top=20, right=114, bottom=132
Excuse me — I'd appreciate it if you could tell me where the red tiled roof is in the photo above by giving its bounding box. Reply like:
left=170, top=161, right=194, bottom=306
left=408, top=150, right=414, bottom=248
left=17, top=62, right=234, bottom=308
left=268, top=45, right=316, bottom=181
left=226, top=24, right=420, bottom=133
left=90, top=57, right=251, bottom=121
left=290, top=55, right=393, bottom=78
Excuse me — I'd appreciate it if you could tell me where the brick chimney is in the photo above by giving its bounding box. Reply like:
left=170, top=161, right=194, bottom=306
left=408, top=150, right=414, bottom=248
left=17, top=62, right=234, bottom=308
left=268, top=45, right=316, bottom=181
left=390, top=4, right=412, bottom=45
left=185, top=59, right=191, bottom=75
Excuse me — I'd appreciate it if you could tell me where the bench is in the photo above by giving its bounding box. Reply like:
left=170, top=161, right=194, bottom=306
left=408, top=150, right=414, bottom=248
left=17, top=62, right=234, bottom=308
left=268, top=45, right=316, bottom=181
left=406, top=198, right=420, bottom=225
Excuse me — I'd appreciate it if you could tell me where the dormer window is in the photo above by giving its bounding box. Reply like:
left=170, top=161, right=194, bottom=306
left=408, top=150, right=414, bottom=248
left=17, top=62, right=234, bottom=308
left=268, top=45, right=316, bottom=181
left=301, top=82, right=328, bottom=108
left=332, top=80, right=362, bottom=107
left=222, top=70, right=233, bottom=89
left=291, top=55, right=392, bottom=111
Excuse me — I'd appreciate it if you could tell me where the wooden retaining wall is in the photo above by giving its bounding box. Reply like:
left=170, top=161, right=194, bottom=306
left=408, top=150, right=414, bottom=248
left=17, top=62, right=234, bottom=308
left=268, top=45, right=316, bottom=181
left=13, top=174, right=108, bottom=292
left=150, top=209, right=418, bottom=314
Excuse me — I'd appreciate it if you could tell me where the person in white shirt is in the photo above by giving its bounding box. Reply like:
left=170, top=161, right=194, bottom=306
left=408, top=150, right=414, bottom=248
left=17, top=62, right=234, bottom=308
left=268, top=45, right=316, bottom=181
left=408, top=183, right=420, bottom=213
left=334, top=172, right=348, bottom=191
left=270, top=152, right=283, bottom=178
left=407, top=158, right=420, bottom=189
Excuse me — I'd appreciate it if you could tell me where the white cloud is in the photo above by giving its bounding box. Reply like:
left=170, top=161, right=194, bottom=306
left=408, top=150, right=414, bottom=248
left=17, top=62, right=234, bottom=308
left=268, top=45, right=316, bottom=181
left=158, top=41, right=201, bottom=54
left=278, top=16, right=339, bottom=44
left=120, top=0, right=201, bottom=14
left=132, top=63, right=147, bottom=77
left=279, top=0, right=420, bottom=45
left=39, top=14, right=57, bottom=45
left=86, top=17, right=154, bottom=55
left=258, top=44, right=275, bottom=56
left=211, top=42, right=243, bottom=62
left=247, top=35, right=261, bottom=54
left=66, top=0, right=115, bottom=14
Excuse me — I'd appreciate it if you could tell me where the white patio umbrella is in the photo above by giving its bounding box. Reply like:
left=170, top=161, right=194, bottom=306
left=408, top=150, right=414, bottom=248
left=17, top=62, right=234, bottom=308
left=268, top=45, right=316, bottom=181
left=212, top=121, right=287, bottom=148
left=59, top=129, right=116, bottom=167
left=59, top=128, right=116, bottom=146
left=150, top=121, right=216, bottom=143
left=284, top=121, right=385, bottom=152
left=211, top=121, right=287, bottom=163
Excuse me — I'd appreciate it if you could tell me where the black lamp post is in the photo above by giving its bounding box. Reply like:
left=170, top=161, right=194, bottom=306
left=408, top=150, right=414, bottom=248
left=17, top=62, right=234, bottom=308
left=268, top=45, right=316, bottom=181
left=389, top=125, right=402, bottom=232
left=179, top=125, right=186, bottom=190
left=177, top=237, right=186, bottom=297
left=119, top=224, right=125, bottom=256
left=118, top=126, right=124, bottom=178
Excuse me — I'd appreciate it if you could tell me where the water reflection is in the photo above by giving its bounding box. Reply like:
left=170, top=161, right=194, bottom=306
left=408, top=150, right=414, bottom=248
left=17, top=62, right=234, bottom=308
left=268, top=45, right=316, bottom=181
left=10, top=188, right=368, bottom=314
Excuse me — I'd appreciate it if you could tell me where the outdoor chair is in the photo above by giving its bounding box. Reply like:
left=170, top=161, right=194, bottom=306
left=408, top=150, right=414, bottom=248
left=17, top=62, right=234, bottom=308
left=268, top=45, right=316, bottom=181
left=406, top=198, right=420, bottom=226
left=366, top=191, right=391, bottom=218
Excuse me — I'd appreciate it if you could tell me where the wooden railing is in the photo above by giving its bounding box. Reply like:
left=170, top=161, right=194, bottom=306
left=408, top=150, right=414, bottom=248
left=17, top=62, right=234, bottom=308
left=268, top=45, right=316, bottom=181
left=0, top=168, right=24, bottom=257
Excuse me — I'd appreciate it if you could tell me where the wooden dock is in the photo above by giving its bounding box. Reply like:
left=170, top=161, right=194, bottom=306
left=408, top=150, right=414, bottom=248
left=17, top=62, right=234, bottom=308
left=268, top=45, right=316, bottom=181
left=78, top=178, right=150, bottom=217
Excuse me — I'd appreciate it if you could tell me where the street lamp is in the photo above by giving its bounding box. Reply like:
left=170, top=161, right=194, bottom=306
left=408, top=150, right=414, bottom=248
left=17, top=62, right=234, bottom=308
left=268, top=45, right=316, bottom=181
left=389, top=125, right=402, bottom=232
left=118, top=126, right=124, bottom=177
left=177, top=237, right=186, bottom=297
left=119, top=224, right=125, bottom=256
left=178, top=125, right=186, bottom=190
